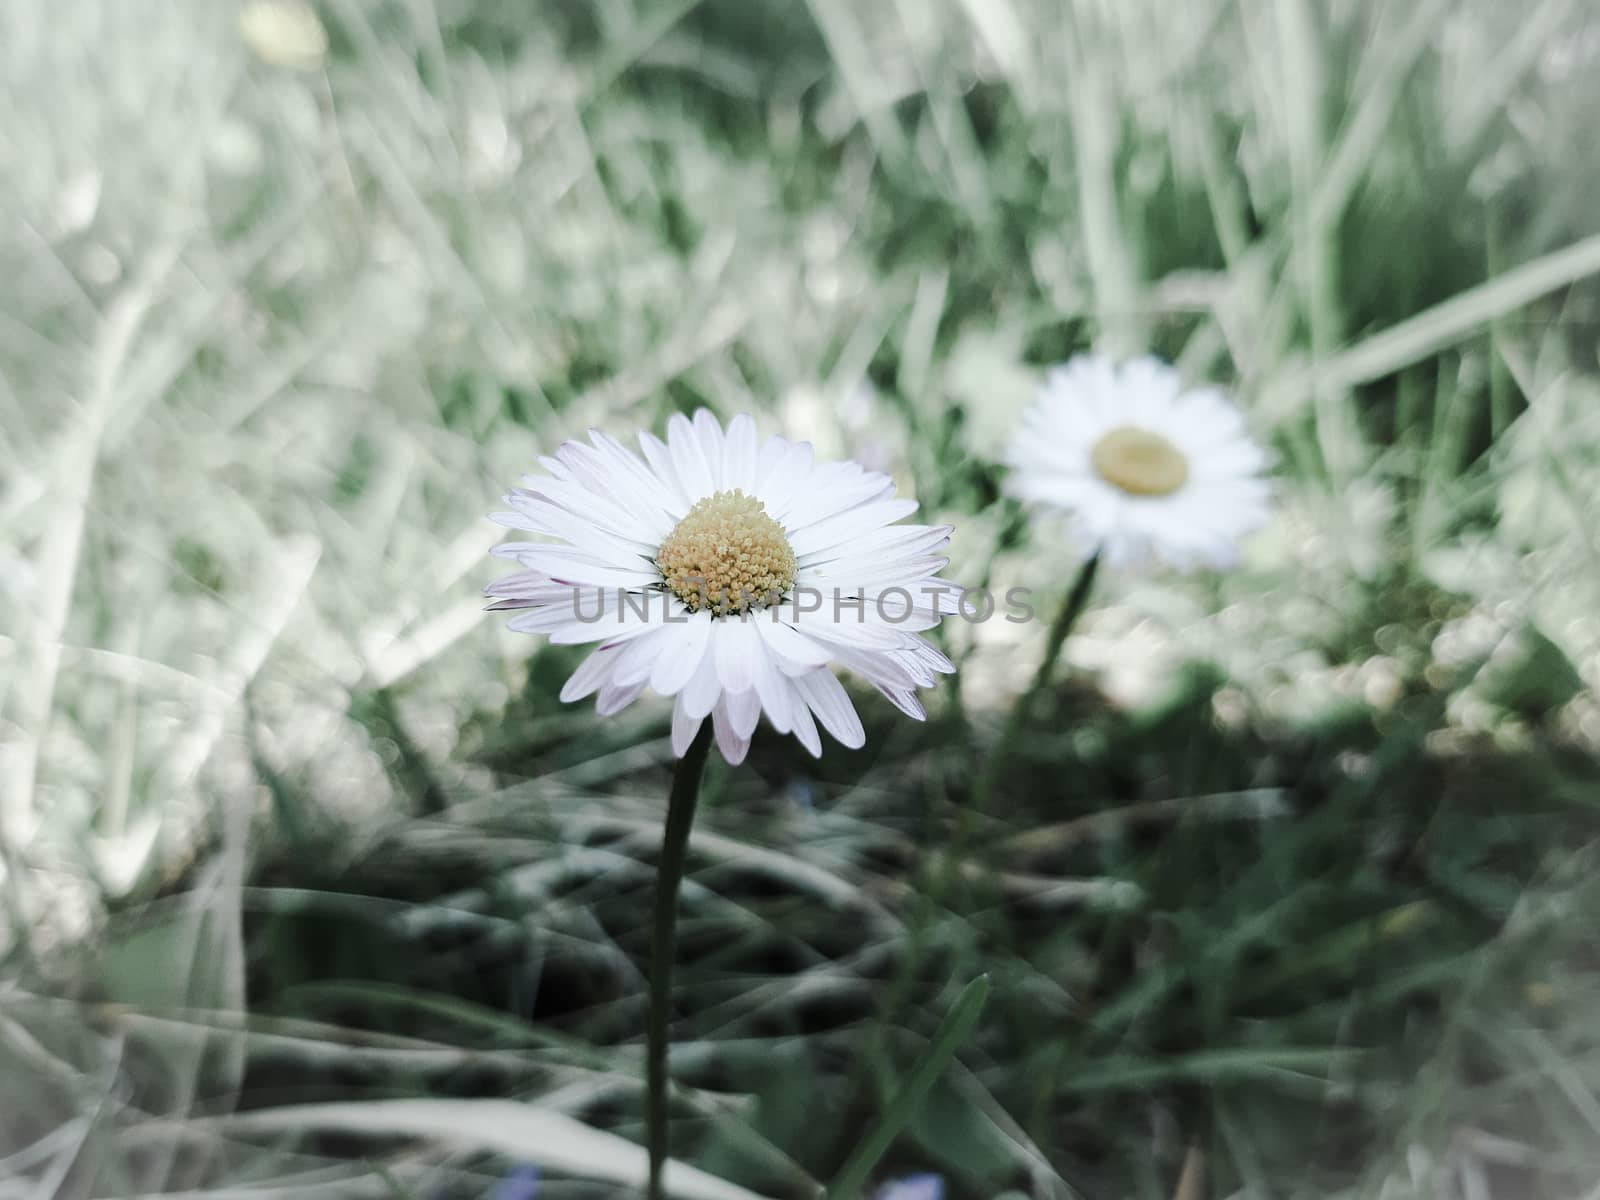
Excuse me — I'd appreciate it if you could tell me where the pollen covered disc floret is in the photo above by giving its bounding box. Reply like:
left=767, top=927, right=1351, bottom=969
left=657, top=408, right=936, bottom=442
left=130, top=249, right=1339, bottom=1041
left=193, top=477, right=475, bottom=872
left=1007, top=353, right=1272, bottom=569
left=487, top=409, right=962, bottom=766
left=656, top=489, right=797, bottom=615
left=1090, top=427, right=1189, bottom=497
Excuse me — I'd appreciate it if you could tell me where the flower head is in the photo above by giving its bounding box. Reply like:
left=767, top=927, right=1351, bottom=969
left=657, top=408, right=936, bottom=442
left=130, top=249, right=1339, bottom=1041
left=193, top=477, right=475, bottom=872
left=1007, top=354, right=1272, bottom=569
left=489, top=410, right=960, bottom=765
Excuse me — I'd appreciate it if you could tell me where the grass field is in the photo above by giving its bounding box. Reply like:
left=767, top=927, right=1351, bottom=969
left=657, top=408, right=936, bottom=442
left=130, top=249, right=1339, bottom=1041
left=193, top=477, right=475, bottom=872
left=4, top=0, right=1600, bottom=1197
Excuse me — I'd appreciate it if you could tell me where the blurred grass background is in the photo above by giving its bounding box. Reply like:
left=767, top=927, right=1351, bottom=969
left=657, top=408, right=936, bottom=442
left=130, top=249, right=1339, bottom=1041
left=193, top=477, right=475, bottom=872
left=4, top=0, right=1600, bottom=1196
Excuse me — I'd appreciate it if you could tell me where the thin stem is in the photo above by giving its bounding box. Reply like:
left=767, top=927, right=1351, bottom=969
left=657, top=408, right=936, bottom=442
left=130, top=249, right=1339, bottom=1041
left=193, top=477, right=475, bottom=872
left=974, top=549, right=1101, bottom=813
left=647, top=721, right=714, bottom=1200
left=1017, top=549, right=1102, bottom=730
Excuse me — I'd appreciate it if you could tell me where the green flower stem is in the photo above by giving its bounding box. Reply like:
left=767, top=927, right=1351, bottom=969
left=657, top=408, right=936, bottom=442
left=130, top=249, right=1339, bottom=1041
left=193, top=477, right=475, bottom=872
left=974, top=549, right=1101, bottom=813
left=647, top=720, right=714, bottom=1200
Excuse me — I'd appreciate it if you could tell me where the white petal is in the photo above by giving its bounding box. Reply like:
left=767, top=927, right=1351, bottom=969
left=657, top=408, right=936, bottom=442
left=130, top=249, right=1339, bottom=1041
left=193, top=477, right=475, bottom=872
left=905, top=638, right=956, bottom=675
left=829, top=643, right=923, bottom=694
left=873, top=685, right=927, bottom=721
left=671, top=696, right=705, bottom=756
left=499, top=492, right=654, bottom=557
left=753, top=440, right=815, bottom=518
left=638, top=431, right=690, bottom=512
left=668, top=411, right=716, bottom=499
left=780, top=466, right=895, bottom=531
left=516, top=477, right=660, bottom=550
left=711, top=698, right=751, bottom=765
left=590, top=427, right=673, bottom=493
left=545, top=592, right=667, bottom=645
left=563, top=437, right=675, bottom=541
left=752, top=650, right=795, bottom=734
left=596, top=678, right=646, bottom=716
left=532, top=456, right=573, bottom=482
left=755, top=617, right=833, bottom=671
left=485, top=568, right=560, bottom=598
left=559, top=647, right=620, bottom=702
left=610, top=629, right=668, bottom=687
left=648, top=610, right=713, bottom=696
left=681, top=647, right=723, bottom=719
left=507, top=544, right=658, bottom=591
left=721, top=413, right=759, bottom=494
left=1117, top=356, right=1183, bottom=414
left=788, top=499, right=919, bottom=558
left=789, top=698, right=822, bottom=757
left=712, top=617, right=760, bottom=694
left=799, top=560, right=956, bottom=610
left=692, top=409, right=726, bottom=482
left=793, top=670, right=865, bottom=750
left=726, top=684, right=762, bottom=739
left=506, top=601, right=596, bottom=635
left=801, top=619, right=914, bottom=653
left=754, top=432, right=790, bottom=480
left=796, top=522, right=952, bottom=568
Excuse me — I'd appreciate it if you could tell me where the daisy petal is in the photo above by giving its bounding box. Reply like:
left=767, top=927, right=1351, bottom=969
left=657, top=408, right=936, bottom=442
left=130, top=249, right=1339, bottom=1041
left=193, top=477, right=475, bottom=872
left=874, top=685, right=927, bottom=721
left=681, top=648, right=723, bottom=720
left=755, top=618, right=833, bottom=671
left=722, top=413, right=759, bottom=494
left=726, top=684, right=762, bottom=740
left=638, top=431, right=690, bottom=512
left=559, top=647, right=619, bottom=702
left=649, top=609, right=713, bottom=696
left=752, top=650, right=795, bottom=734
left=754, top=440, right=815, bottom=518
left=711, top=698, right=752, bottom=765
left=610, top=629, right=668, bottom=687
left=789, top=698, right=822, bottom=757
left=793, top=670, right=865, bottom=750
left=668, top=411, right=717, bottom=498
left=596, top=678, right=646, bottom=716
left=692, top=408, right=726, bottom=480
left=713, top=617, right=760, bottom=694
left=672, top=697, right=705, bottom=756
left=788, top=499, right=920, bottom=558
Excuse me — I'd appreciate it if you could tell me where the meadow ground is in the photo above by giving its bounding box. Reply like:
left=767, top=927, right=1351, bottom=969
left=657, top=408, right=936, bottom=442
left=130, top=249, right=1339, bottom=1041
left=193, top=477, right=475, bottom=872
left=4, top=1, right=1600, bottom=1197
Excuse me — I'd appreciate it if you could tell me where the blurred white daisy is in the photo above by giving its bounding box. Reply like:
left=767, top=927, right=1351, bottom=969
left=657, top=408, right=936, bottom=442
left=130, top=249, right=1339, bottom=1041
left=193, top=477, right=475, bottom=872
left=489, top=410, right=959, bottom=765
left=1007, top=354, right=1271, bottom=569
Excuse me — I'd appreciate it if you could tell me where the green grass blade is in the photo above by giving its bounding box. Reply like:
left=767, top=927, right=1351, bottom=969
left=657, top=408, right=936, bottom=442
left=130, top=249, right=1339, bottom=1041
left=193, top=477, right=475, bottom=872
left=1282, top=229, right=1600, bottom=403
left=827, top=974, right=991, bottom=1200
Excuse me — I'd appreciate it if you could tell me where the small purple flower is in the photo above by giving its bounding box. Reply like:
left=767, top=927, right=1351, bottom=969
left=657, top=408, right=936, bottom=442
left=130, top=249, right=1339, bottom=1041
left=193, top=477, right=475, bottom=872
left=875, top=1175, right=943, bottom=1200
left=487, top=1165, right=539, bottom=1200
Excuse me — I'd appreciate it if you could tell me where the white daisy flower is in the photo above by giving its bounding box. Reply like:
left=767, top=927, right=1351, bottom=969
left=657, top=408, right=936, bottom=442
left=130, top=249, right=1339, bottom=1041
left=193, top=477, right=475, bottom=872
left=1007, top=354, right=1272, bottom=569
left=488, top=410, right=961, bottom=765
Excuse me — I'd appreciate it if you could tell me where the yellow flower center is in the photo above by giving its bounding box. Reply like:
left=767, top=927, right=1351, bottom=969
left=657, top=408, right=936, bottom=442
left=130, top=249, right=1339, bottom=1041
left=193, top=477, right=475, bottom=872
left=656, top=489, right=797, bottom=615
left=1090, top=426, right=1189, bottom=496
